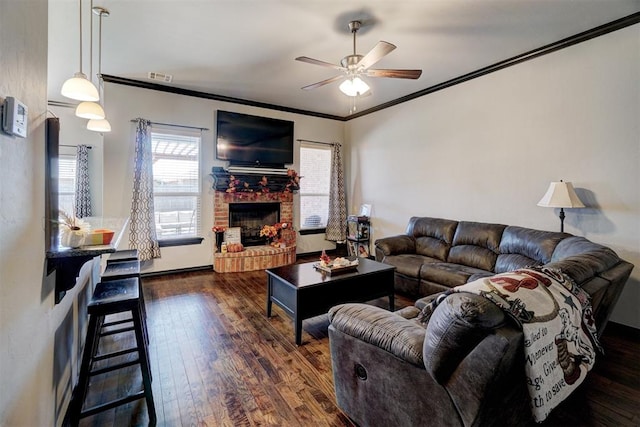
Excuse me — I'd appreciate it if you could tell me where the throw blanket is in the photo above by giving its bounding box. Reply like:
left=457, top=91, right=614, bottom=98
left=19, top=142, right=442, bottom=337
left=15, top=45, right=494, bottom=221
left=421, top=267, right=602, bottom=423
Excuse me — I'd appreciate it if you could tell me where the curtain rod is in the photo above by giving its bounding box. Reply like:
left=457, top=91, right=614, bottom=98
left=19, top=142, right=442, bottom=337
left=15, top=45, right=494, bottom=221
left=296, top=138, right=336, bottom=146
left=60, top=144, right=92, bottom=149
left=130, top=119, right=209, bottom=131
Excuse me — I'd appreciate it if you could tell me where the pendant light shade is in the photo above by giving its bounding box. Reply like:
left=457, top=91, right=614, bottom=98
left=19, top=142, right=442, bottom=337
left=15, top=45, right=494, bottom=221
left=75, top=101, right=105, bottom=119
left=87, top=118, right=111, bottom=133
left=61, top=0, right=100, bottom=102
left=61, top=72, right=100, bottom=101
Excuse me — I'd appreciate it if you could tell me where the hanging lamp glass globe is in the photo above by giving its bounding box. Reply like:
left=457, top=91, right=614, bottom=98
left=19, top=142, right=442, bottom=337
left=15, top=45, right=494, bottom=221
left=75, top=101, right=105, bottom=119
left=61, top=72, right=100, bottom=101
left=339, top=76, right=370, bottom=97
left=87, top=118, right=111, bottom=133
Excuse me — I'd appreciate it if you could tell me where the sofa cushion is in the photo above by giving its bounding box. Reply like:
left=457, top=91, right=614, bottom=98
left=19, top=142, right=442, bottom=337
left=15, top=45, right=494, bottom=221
left=419, top=262, right=492, bottom=288
left=406, top=217, right=458, bottom=261
left=383, top=254, right=438, bottom=278
left=495, top=226, right=567, bottom=273
left=447, top=221, right=506, bottom=271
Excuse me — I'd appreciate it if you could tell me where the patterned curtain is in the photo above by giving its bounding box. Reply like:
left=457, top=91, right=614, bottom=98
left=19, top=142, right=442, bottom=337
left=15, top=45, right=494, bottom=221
left=325, top=142, right=347, bottom=241
left=130, top=119, right=161, bottom=260
left=74, top=145, right=92, bottom=218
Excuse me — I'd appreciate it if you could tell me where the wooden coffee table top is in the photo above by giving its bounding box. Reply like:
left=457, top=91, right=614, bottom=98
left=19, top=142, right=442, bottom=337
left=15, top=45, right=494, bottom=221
left=265, top=257, right=395, bottom=289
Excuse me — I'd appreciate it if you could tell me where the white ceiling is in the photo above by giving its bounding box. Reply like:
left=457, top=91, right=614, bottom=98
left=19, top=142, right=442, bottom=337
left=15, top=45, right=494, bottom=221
left=48, top=0, right=640, bottom=118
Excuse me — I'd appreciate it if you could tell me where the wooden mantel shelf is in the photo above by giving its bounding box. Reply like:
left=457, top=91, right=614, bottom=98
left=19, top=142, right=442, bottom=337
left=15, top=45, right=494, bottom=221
left=46, top=217, right=128, bottom=304
left=210, top=167, right=300, bottom=193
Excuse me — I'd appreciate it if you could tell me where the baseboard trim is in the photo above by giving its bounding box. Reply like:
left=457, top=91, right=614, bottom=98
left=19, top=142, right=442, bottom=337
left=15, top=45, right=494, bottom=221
left=604, top=321, right=640, bottom=341
left=140, top=265, right=213, bottom=278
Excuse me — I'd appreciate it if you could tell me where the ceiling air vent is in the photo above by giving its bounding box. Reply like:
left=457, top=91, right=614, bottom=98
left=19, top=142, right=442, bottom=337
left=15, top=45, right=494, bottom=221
left=147, top=72, right=173, bottom=83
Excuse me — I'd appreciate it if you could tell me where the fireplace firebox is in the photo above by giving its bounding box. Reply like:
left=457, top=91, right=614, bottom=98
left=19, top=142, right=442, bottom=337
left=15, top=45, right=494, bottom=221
left=229, top=203, right=280, bottom=246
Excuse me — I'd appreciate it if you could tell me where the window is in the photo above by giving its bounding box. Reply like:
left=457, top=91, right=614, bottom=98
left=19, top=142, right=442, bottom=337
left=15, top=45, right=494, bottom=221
left=59, top=155, right=76, bottom=214
left=151, top=129, right=201, bottom=240
left=299, top=143, right=332, bottom=230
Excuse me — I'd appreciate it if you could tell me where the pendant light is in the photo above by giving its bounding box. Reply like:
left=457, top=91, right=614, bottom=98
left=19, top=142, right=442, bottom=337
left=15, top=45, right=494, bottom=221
left=61, top=0, right=100, bottom=102
left=87, top=6, right=111, bottom=133
left=76, top=0, right=105, bottom=119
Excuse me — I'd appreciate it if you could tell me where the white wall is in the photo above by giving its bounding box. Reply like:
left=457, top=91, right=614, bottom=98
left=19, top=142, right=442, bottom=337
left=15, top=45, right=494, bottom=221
left=1, top=1, right=98, bottom=425
left=346, top=25, right=640, bottom=329
left=102, top=84, right=343, bottom=273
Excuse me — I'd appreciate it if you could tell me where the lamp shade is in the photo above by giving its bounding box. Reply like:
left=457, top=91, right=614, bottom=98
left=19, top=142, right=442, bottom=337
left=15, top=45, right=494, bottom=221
left=339, top=76, right=370, bottom=97
left=537, top=181, right=585, bottom=208
left=87, top=118, right=111, bottom=132
left=61, top=72, right=100, bottom=102
left=75, top=101, right=105, bottom=119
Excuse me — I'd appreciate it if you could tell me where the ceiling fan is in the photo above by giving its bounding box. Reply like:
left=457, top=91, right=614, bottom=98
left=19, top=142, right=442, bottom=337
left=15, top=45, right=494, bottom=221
left=296, top=20, right=422, bottom=96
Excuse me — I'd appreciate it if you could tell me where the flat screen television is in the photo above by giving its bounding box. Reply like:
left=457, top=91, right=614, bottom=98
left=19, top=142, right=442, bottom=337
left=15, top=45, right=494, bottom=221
left=216, top=110, right=294, bottom=168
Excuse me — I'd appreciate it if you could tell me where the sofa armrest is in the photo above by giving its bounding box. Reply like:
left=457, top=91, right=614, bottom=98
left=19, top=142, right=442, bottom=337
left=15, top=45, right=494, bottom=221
left=328, top=303, right=426, bottom=367
left=423, top=292, right=509, bottom=383
left=374, top=235, right=417, bottom=260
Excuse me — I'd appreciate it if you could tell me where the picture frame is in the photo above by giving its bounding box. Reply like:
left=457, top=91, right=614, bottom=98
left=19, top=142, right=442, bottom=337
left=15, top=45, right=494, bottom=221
left=356, top=242, right=370, bottom=258
left=224, top=227, right=242, bottom=244
left=359, top=204, right=371, bottom=217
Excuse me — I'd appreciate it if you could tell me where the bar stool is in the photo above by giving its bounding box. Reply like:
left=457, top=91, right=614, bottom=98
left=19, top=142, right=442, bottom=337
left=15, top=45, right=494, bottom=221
left=101, top=259, right=149, bottom=346
left=106, top=249, right=139, bottom=265
left=70, top=278, right=156, bottom=426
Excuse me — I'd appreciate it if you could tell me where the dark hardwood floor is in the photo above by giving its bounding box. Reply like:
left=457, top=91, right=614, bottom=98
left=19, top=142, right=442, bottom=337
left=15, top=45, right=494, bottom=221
left=76, top=259, right=640, bottom=426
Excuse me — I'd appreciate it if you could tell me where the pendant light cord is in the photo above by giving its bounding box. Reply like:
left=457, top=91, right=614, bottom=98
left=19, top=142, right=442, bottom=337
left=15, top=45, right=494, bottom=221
left=78, top=0, right=83, bottom=73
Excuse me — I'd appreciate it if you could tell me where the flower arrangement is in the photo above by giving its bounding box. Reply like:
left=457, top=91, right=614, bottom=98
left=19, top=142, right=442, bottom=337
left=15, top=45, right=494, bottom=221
left=212, top=225, right=227, bottom=233
left=58, top=209, right=90, bottom=233
left=223, top=169, right=301, bottom=193
left=285, top=169, right=300, bottom=192
left=260, top=222, right=291, bottom=246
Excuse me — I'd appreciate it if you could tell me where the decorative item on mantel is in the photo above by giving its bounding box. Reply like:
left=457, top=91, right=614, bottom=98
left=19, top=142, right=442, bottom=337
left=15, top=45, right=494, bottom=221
left=210, top=167, right=301, bottom=193
left=58, top=209, right=90, bottom=248
left=212, top=225, right=226, bottom=252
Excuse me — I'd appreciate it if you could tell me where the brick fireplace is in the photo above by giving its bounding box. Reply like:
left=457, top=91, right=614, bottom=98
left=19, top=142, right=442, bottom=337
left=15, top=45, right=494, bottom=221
left=213, top=191, right=296, bottom=272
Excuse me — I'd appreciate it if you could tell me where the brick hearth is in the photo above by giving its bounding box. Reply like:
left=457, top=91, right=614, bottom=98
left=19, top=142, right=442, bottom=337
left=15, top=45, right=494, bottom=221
left=213, top=191, right=296, bottom=273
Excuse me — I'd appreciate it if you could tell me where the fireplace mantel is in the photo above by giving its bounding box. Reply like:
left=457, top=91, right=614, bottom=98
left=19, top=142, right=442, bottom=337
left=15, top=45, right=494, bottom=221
left=210, top=167, right=300, bottom=193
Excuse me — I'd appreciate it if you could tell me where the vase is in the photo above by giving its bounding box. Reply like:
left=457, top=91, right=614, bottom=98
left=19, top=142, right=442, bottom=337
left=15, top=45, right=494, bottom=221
left=215, top=232, right=224, bottom=252
left=61, top=229, right=86, bottom=248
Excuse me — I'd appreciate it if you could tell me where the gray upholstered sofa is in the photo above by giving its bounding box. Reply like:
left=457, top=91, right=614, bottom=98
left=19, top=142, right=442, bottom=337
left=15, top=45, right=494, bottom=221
left=328, top=217, right=633, bottom=426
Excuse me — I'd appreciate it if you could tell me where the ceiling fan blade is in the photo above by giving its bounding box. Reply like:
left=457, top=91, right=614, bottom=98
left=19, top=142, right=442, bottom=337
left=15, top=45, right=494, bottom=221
left=301, top=75, right=345, bottom=90
left=357, top=41, right=396, bottom=70
left=366, top=69, right=422, bottom=79
left=295, top=56, right=346, bottom=71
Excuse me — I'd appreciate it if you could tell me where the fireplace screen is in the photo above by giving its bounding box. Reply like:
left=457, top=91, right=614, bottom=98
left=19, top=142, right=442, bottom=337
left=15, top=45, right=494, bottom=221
left=229, top=203, right=280, bottom=246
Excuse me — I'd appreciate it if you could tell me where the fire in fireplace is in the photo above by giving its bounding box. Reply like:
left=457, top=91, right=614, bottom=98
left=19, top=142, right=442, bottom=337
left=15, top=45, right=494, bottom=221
left=229, top=202, right=280, bottom=246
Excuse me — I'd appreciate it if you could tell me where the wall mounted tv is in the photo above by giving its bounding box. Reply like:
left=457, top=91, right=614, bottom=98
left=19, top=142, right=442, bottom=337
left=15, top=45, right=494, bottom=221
left=216, top=110, right=294, bottom=168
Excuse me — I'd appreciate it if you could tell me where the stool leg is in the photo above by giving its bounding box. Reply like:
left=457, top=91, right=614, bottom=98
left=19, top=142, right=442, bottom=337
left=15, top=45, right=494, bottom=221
left=70, top=313, right=101, bottom=426
left=132, top=304, right=156, bottom=425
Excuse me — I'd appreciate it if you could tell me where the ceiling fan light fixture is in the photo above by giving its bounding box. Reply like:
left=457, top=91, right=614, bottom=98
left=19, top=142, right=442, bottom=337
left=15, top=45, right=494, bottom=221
left=339, top=76, right=370, bottom=97
left=75, top=101, right=105, bottom=119
left=87, top=118, right=111, bottom=133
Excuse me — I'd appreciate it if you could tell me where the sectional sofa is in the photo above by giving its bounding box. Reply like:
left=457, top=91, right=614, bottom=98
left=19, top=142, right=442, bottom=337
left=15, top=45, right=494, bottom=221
left=328, top=216, right=633, bottom=426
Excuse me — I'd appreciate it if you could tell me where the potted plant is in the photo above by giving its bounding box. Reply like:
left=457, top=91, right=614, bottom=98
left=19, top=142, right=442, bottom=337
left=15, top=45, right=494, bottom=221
left=58, top=210, right=90, bottom=248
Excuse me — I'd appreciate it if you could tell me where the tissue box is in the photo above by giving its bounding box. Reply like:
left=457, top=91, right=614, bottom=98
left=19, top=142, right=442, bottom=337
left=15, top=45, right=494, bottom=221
left=85, top=229, right=114, bottom=245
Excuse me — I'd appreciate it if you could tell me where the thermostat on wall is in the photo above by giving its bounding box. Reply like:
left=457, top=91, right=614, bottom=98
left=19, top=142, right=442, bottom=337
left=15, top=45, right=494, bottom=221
left=2, top=97, right=28, bottom=138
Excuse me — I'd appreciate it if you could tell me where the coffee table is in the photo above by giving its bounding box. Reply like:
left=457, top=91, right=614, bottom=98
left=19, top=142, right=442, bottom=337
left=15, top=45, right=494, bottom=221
left=266, top=257, right=395, bottom=345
